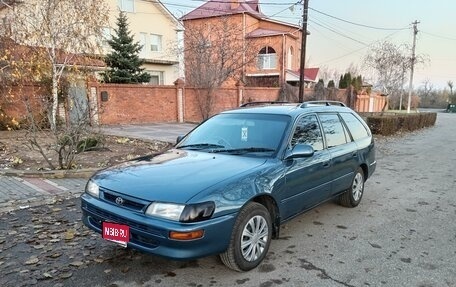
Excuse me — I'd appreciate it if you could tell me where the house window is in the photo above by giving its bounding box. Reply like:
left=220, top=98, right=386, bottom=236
left=148, top=71, right=164, bottom=85
left=101, top=27, right=112, bottom=49
left=151, top=34, right=162, bottom=52
left=287, top=46, right=293, bottom=69
left=139, top=32, right=147, bottom=58
left=257, top=46, right=277, bottom=70
left=118, top=0, right=134, bottom=13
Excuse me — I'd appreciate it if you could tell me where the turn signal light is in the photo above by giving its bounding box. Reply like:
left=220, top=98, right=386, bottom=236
left=169, top=230, right=204, bottom=240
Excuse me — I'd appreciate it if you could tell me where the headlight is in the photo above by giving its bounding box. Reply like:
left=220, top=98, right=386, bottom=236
left=145, top=201, right=215, bottom=222
left=145, top=202, right=185, bottom=221
left=180, top=202, right=215, bottom=223
left=86, top=180, right=99, bottom=198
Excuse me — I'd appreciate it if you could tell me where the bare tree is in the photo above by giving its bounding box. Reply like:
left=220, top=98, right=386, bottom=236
left=364, top=41, right=410, bottom=97
left=183, top=17, right=257, bottom=119
left=448, top=80, right=454, bottom=103
left=1, top=0, right=109, bottom=131
left=364, top=41, right=428, bottom=109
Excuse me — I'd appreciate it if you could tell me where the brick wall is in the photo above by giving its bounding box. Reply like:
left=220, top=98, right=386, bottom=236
left=3, top=81, right=388, bottom=127
left=1, top=85, right=46, bottom=122
left=90, top=83, right=178, bottom=125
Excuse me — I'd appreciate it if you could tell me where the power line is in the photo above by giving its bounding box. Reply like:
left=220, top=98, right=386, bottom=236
left=310, top=19, right=368, bottom=46
left=315, top=29, right=404, bottom=65
left=309, top=7, right=409, bottom=31
left=421, top=31, right=456, bottom=41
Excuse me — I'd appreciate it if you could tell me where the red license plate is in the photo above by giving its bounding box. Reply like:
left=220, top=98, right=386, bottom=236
left=102, top=222, right=130, bottom=245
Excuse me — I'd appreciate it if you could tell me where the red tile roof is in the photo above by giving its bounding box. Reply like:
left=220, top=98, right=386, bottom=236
left=181, top=0, right=265, bottom=21
left=288, top=68, right=320, bottom=82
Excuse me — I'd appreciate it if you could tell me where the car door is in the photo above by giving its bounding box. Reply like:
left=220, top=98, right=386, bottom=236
left=280, top=114, right=332, bottom=220
left=318, top=113, right=359, bottom=195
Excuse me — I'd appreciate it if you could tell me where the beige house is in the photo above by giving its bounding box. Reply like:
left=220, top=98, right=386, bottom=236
left=105, top=0, right=182, bottom=85
left=0, top=0, right=183, bottom=85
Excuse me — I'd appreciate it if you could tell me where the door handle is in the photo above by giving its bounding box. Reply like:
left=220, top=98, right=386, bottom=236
left=352, top=152, right=358, bottom=158
left=323, top=161, right=330, bottom=168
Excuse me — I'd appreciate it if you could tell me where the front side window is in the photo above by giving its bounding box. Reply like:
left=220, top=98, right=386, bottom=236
left=257, top=46, right=277, bottom=70
left=291, top=115, right=324, bottom=151
left=118, top=0, right=134, bottom=12
left=151, top=34, right=162, bottom=52
left=319, top=114, right=348, bottom=148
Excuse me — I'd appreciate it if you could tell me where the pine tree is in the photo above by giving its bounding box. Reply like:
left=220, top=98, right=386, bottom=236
left=327, top=80, right=335, bottom=88
left=102, top=11, right=151, bottom=83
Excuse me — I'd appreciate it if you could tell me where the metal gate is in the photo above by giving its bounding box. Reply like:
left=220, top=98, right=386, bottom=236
left=67, top=81, right=89, bottom=125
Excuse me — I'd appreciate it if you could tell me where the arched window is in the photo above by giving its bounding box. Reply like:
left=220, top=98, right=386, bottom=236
left=287, top=46, right=294, bottom=69
left=257, top=46, right=277, bottom=70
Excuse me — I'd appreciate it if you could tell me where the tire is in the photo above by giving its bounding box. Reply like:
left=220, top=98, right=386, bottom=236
left=220, top=202, right=272, bottom=272
left=339, top=167, right=365, bottom=208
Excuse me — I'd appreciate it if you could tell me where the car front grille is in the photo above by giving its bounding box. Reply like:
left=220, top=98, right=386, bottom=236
left=100, top=187, right=148, bottom=212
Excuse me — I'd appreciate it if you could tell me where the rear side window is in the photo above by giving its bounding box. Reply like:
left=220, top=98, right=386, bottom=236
left=318, top=114, right=348, bottom=148
left=340, top=112, right=370, bottom=141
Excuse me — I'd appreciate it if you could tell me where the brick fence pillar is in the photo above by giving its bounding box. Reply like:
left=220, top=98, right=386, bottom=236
left=174, top=78, right=185, bottom=123
left=236, top=80, right=244, bottom=106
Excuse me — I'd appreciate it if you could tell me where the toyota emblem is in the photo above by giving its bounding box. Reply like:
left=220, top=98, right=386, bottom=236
left=115, top=197, right=125, bottom=205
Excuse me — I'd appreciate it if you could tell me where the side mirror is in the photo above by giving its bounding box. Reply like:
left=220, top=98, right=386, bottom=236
left=285, top=144, right=315, bottom=160
left=176, top=135, right=185, bottom=144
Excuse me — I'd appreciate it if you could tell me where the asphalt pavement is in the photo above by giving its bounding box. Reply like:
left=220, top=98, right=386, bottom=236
left=0, top=123, right=196, bottom=214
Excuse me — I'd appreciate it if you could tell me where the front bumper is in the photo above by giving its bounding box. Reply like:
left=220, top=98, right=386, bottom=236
left=81, top=193, right=237, bottom=260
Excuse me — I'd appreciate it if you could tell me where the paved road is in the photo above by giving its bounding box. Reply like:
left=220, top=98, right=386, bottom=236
left=1, top=113, right=455, bottom=287
left=100, top=122, right=196, bottom=143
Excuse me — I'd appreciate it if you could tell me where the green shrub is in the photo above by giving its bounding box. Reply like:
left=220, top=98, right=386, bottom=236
left=366, top=113, right=437, bottom=135
left=77, top=137, right=100, bottom=153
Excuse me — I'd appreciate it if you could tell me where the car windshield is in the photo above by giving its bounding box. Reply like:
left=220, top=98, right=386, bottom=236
left=177, top=113, right=290, bottom=156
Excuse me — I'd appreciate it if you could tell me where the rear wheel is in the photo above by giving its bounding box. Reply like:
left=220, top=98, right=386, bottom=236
left=339, top=167, right=365, bottom=207
left=220, top=202, right=272, bottom=271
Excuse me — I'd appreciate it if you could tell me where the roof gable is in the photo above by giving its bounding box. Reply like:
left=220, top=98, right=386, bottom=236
left=181, top=0, right=265, bottom=21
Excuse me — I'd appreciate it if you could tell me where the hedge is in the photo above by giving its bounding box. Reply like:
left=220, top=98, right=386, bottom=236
left=366, top=113, right=437, bottom=136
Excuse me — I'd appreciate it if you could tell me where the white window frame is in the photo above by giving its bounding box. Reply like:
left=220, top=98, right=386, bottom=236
left=139, top=32, right=147, bottom=58
left=257, top=46, right=277, bottom=70
left=101, top=27, right=112, bottom=49
left=257, top=54, right=277, bottom=70
left=150, top=34, right=162, bottom=52
left=148, top=70, right=164, bottom=85
left=118, top=0, right=134, bottom=13
left=287, top=46, right=293, bottom=70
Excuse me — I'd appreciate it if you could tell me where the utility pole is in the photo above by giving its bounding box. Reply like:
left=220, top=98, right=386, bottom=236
left=407, top=20, right=419, bottom=113
left=298, top=0, right=309, bottom=102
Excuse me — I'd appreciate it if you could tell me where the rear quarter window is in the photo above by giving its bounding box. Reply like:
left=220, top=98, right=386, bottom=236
left=340, top=112, right=370, bottom=141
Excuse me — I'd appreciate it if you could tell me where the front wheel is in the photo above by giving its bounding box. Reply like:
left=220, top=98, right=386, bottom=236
left=220, top=202, right=272, bottom=271
left=339, top=167, right=365, bottom=207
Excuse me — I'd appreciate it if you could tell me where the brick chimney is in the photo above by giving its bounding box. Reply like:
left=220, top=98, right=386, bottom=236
left=231, top=0, right=240, bottom=10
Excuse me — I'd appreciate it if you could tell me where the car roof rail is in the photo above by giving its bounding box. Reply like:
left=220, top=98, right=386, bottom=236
left=240, top=101, right=290, bottom=107
left=300, top=100, right=346, bottom=108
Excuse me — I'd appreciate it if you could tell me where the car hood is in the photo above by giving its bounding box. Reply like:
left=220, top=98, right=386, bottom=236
left=92, top=149, right=268, bottom=203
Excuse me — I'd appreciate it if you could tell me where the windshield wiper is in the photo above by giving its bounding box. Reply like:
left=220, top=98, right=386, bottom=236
left=211, top=147, right=275, bottom=155
left=177, top=143, right=225, bottom=150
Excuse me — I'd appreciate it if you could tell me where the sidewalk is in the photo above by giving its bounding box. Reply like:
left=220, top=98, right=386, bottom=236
left=0, top=176, right=86, bottom=214
left=0, top=123, right=196, bottom=214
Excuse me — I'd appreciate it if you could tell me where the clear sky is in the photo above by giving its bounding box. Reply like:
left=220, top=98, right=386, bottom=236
left=162, top=0, right=456, bottom=90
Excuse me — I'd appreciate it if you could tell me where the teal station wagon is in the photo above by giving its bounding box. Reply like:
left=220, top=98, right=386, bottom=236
left=81, top=101, right=376, bottom=271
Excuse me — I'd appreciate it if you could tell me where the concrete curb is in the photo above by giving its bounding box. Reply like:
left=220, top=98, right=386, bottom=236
left=0, top=168, right=98, bottom=179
